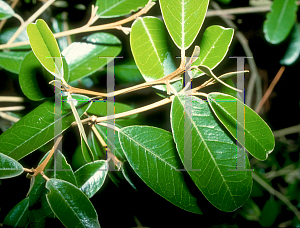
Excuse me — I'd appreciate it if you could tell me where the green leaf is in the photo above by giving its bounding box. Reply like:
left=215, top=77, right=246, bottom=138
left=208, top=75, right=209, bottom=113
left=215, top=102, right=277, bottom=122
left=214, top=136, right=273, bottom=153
left=0, top=96, right=91, bottom=161
left=0, top=0, right=14, bottom=20
left=239, top=198, right=261, bottom=221
left=62, top=32, right=121, bottom=82
left=171, top=94, right=252, bottom=212
left=216, top=0, right=231, bottom=4
left=119, top=125, right=202, bottom=214
left=74, top=160, right=108, bottom=198
left=259, top=199, right=281, bottom=227
left=96, top=0, right=148, bottom=18
left=207, top=92, right=275, bottom=161
left=130, top=16, right=181, bottom=92
left=29, top=150, right=77, bottom=227
left=114, top=60, right=144, bottom=83
left=263, top=0, right=298, bottom=44
left=121, top=161, right=137, bottom=190
left=27, top=19, right=63, bottom=78
left=0, top=27, right=30, bottom=50
left=159, top=0, right=209, bottom=50
left=191, top=25, right=234, bottom=78
left=46, top=179, right=100, bottom=228
left=19, top=51, right=69, bottom=101
left=87, top=100, right=137, bottom=119
left=3, top=198, right=29, bottom=227
left=0, top=152, right=23, bottom=179
left=280, top=23, right=300, bottom=65
left=0, top=51, right=29, bottom=74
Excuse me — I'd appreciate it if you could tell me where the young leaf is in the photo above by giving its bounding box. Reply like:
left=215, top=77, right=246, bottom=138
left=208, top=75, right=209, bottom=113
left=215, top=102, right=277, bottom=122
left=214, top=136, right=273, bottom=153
left=0, top=97, right=91, bottom=161
left=19, top=51, right=69, bottom=101
left=207, top=92, right=275, bottom=161
left=130, top=16, right=181, bottom=92
left=74, top=160, right=108, bottom=198
left=96, top=0, right=148, bottom=18
left=191, top=25, right=234, bottom=78
left=159, top=0, right=209, bottom=50
left=3, top=198, right=29, bottom=227
left=171, top=94, right=252, bottom=212
left=62, top=33, right=121, bottom=82
left=46, top=179, right=100, bottom=228
left=280, top=24, right=300, bottom=65
left=119, top=125, right=202, bottom=214
left=28, top=150, right=77, bottom=227
left=27, top=19, right=63, bottom=79
left=0, top=0, right=14, bottom=20
left=0, top=152, right=23, bottom=179
left=263, top=0, right=298, bottom=44
left=0, top=51, right=29, bottom=74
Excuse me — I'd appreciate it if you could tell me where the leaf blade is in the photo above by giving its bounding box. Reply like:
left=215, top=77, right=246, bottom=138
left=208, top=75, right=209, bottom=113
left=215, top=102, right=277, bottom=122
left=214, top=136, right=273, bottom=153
left=0, top=0, right=14, bottom=20
left=0, top=152, right=23, bottom=179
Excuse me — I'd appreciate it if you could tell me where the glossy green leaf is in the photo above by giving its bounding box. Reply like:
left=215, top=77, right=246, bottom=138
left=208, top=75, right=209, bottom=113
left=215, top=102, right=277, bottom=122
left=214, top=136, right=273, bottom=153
left=3, top=198, right=29, bottom=227
left=159, top=0, right=209, bottom=50
left=46, top=178, right=100, bottom=228
left=0, top=96, right=91, bottom=161
left=130, top=16, right=181, bottom=92
left=263, top=0, right=298, bottom=44
left=191, top=25, right=234, bottom=78
left=171, top=94, right=252, bottom=212
left=280, top=24, right=300, bottom=65
left=87, top=100, right=137, bottom=119
left=28, top=150, right=76, bottom=227
left=121, top=161, right=137, bottom=190
left=207, top=92, right=275, bottom=160
left=62, top=32, right=121, bottom=82
left=114, top=60, right=144, bottom=83
left=74, top=160, right=108, bottom=198
left=119, top=125, right=202, bottom=214
left=27, top=19, right=63, bottom=79
left=19, top=51, right=69, bottom=101
left=96, top=0, right=148, bottom=18
left=0, top=0, right=14, bottom=20
left=0, top=51, right=29, bottom=74
left=0, top=27, right=30, bottom=50
left=0, top=152, right=23, bottom=179
left=259, top=199, right=280, bottom=227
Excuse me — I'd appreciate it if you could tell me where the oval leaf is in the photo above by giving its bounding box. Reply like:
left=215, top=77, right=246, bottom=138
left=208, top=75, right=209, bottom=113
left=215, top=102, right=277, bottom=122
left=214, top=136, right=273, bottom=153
left=159, top=0, right=209, bottom=50
left=0, top=0, right=14, bottom=20
left=3, top=198, right=29, bottom=227
left=263, top=0, right=298, bottom=44
left=207, top=92, right=275, bottom=160
left=192, top=25, right=234, bottom=78
left=0, top=51, right=29, bottom=74
left=130, top=16, right=180, bottom=92
left=74, top=160, right=108, bottom=198
left=62, top=32, right=121, bottom=82
left=0, top=152, right=23, bottom=179
left=96, top=0, right=148, bottom=18
left=119, top=125, right=202, bottom=214
left=280, top=23, right=300, bottom=65
left=27, top=19, right=63, bottom=78
left=171, top=94, right=252, bottom=212
left=46, top=179, right=100, bottom=228
left=0, top=96, right=91, bottom=161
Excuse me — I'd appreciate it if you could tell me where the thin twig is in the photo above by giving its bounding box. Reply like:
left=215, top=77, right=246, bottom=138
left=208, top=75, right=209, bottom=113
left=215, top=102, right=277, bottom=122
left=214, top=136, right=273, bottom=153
left=272, top=124, right=300, bottom=138
left=0, top=111, right=20, bottom=122
left=0, top=0, right=155, bottom=50
left=255, top=66, right=285, bottom=113
left=97, top=122, right=120, bottom=132
left=12, top=13, right=24, bottom=25
left=252, top=172, right=300, bottom=221
left=0, top=96, right=24, bottom=102
left=0, top=106, right=25, bottom=111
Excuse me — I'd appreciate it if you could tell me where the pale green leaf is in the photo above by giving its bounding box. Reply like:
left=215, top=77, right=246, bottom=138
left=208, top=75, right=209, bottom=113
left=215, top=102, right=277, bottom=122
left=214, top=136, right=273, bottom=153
left=159, top=0, right=209, bottom=50
left=0, top=152, right=23, bottom=179
left=27, top=19, right=63, bottom=79
left=119, top=125, right=202, bottom=214
left=263, top=0, right=298, bottom=44
left=3, top=198, right=29, bottom=227
left=207, top=93, right=275, bottom=161
left=192, top=25, right=234, bottom=78
left=0, top=0, right=14, bottom=20
left=0, top=51, right=29, bottom=74
left=130, top=16, right=181, bottom=92
left=46, top=179, right=100, bottom=228
left=171, top=94, right=252, bottom=212
left=96, top=0, right=148, bottom=18
left=74, top=160, right=108, bottom=198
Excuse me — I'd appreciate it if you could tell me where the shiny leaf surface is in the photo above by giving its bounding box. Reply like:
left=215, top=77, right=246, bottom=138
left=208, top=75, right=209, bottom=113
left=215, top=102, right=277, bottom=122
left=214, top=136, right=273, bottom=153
left=119, top=125, right=202, bottom=214
left=0, top=152, right=23, bottom=179
left=0, top=51, right=29, bottom=74
left=159, top=0, right=209, bottom=50
left=74, top=160, right=108, bottom=198
left=46, top=179, right=100, bottom=228
left=171, top=94, right=252, bottom=212
left=3, top=198, right=29, bottom=227
left=207, top=93, right=275, bottom=160
left=0, top=0, right=14, bottom=20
